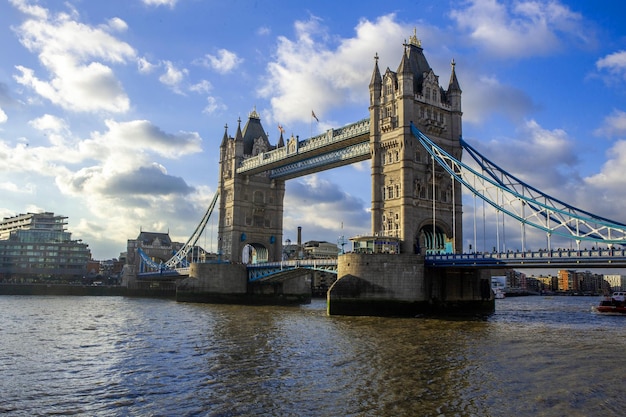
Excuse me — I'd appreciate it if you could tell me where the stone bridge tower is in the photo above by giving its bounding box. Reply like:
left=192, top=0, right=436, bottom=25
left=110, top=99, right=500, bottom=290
left=217, top=109, right=285, bottom=263
left=369, top=33, right=463, bottom=254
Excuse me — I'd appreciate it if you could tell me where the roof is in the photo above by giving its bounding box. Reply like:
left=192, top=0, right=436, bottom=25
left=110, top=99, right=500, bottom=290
left=241, top=108, right=269, bottom=155
left=136, top=231, right=172, bottom=247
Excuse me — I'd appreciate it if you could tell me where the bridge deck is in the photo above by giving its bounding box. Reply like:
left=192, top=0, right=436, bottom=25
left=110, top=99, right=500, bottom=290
left=236, top=118, right=370, bottom=178
left=427, top=248, right=626, bottom=268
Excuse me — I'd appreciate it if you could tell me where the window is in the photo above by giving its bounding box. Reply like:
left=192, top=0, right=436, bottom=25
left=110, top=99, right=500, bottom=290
left=385, top=80, right=393, bottom=96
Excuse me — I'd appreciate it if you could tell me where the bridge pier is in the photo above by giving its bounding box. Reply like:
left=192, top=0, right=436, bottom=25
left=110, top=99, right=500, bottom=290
left=176, top=262, right=311, bottom=305
left=328, top=253, right=494, bottom=317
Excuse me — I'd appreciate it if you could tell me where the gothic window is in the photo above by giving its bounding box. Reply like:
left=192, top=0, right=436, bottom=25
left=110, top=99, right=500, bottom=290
left=388, top=185, right=394, bottom=199
left=439, top=113, right=444, bottom=123
left=433, top=90, right=438, bottom=102
left=415, top=151, right=421, bottom=162
left=395, top=151, right=399, bottom=162
left=382, top=187, right=386, bottom=200
left=253, top=191, right=264, bottom=203
left=386, top=106, right=392, bottom=117
left=395, top=184, right=400, bottom=198
left=385, top=80, right=393, bottom=96
left=425, top=87, right=431, bottom=100
left=245, top=216, right=252, bottom=226
left=420, top=107, right=425, bottom=119
left=254, top=215, right=263, bottom=227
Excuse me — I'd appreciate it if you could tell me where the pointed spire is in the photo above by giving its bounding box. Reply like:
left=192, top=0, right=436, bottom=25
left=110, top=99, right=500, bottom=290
left=397, top=44, right=412, bottom=76
left=277, top=132, right=285, bottom=148
left=448, top=59, right=461, bottom=92
left=235, top=117, right=243, bottom=142
left=277, top=124, right=285, bottom=147
left=220, top=123, right=229, bottom=148
left=369, top=53, right=382, bottom=88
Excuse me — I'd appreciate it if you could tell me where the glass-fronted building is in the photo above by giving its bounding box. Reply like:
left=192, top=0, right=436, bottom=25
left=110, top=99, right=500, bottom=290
left=0, top=212, right=91, bottom=282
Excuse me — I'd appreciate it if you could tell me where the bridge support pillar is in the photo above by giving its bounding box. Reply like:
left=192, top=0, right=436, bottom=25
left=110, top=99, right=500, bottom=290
left=328, top=253, right=494, bottom=317
left=176, top=262, right=247, bottom=303
left=176, top=263, right=311, bottom=305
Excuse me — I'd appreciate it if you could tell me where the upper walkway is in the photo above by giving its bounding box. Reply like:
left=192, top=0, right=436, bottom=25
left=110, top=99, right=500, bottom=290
left=236, top=118, right=370, bottom=180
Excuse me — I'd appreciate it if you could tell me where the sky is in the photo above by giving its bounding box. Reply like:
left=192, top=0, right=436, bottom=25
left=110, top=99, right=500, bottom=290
left=2, top=0, right=626, bottom=262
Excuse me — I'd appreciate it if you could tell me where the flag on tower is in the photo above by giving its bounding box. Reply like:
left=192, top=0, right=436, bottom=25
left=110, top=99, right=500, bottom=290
left=278, top=124, right=285, bottom=134
left=311, top=110, right=319, bottom=122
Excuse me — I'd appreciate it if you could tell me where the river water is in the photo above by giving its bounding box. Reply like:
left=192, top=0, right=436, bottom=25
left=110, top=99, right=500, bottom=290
left=0, top=295, right=624, bottom=417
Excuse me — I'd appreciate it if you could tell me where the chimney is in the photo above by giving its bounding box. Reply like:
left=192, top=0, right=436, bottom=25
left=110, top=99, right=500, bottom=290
left=297, top=226, right=302, bottom=248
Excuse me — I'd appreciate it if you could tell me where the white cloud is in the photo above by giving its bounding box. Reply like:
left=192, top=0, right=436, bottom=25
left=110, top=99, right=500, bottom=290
left=468, top=119, right=580, bottom=199
left=594, top=110, right=626, bottom=139
left=580, top=140, right=626, bottom=221
left=462, top=74, right=536, bottom=123
left=11, top=3, right=135, bottom=113
left=596, top=50, right=626, bottom=81
left=258, top=14, right=410, bottom=125
left=102, top=17, right=128, bottom=32
left=137, top=57, right=158, bottom=74
left=142, top=0, right=178, bottom=7
left=202, top=96, right=226, bottom=115
left=450, top=0, right=585, bottom=58
left=0, top=108, right=7, bottom=124
left=197, top=49, right=243, bottom=74
left=190, top=80, right=212, bottom=94
left=9, top=0, right=48, bottom=20
left=159, top=61, right=188, bottom=94
left=28, top=114, right=68, bottom=132
left=0, top=181, right=34, bottom=193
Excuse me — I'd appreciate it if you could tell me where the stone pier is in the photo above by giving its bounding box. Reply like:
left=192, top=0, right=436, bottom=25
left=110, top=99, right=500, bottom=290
left=328, top=253, right=494, bottom=317
left=176, top=262, right=311, bottom=305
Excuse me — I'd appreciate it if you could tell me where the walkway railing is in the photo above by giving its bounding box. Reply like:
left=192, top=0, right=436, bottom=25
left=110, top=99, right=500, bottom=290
left=426, top=248, right=626, bottom=268
left=237, top=118, right=370, bottom=175
left=247, top=259, right=338, bottom=281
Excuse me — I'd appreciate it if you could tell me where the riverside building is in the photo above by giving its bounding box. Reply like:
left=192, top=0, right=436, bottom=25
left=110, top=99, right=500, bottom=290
left=0, top=212, right=91, bottom=283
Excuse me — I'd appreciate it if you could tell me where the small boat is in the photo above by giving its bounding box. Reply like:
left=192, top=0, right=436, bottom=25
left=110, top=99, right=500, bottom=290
left=493, top=288, right=506, bottom=299
left=593, top=291, right=626, bottom=315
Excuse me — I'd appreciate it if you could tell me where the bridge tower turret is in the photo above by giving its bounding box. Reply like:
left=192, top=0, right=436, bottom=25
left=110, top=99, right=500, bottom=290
left=217, top=109, right=286, bottom=263
left=369, top=32, right=463, bottom=254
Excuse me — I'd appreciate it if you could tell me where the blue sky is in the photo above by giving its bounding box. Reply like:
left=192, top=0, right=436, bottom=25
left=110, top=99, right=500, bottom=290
left=2, top=0, right=626, bottom=260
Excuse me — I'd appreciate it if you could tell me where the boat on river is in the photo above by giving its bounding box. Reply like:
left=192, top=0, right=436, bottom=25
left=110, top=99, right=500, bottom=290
left=593, top=291, right=626, bottom=315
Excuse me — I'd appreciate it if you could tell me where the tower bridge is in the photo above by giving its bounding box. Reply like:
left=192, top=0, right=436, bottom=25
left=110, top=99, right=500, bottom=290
left=133, top=33, right=626, bottom=316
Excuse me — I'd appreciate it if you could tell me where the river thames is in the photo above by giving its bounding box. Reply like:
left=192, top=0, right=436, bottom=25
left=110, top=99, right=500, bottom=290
left=0, top=294, right=624, bottom=416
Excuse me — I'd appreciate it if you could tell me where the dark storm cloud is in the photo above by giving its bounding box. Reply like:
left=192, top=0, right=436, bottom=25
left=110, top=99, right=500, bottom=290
left=104, top=165, right=194, bottom=196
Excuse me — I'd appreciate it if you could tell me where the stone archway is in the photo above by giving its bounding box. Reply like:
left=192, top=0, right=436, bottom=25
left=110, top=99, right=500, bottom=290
left=417, top=225, right=451, bottom=254
left=241, top=243, right=269, bottom=264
